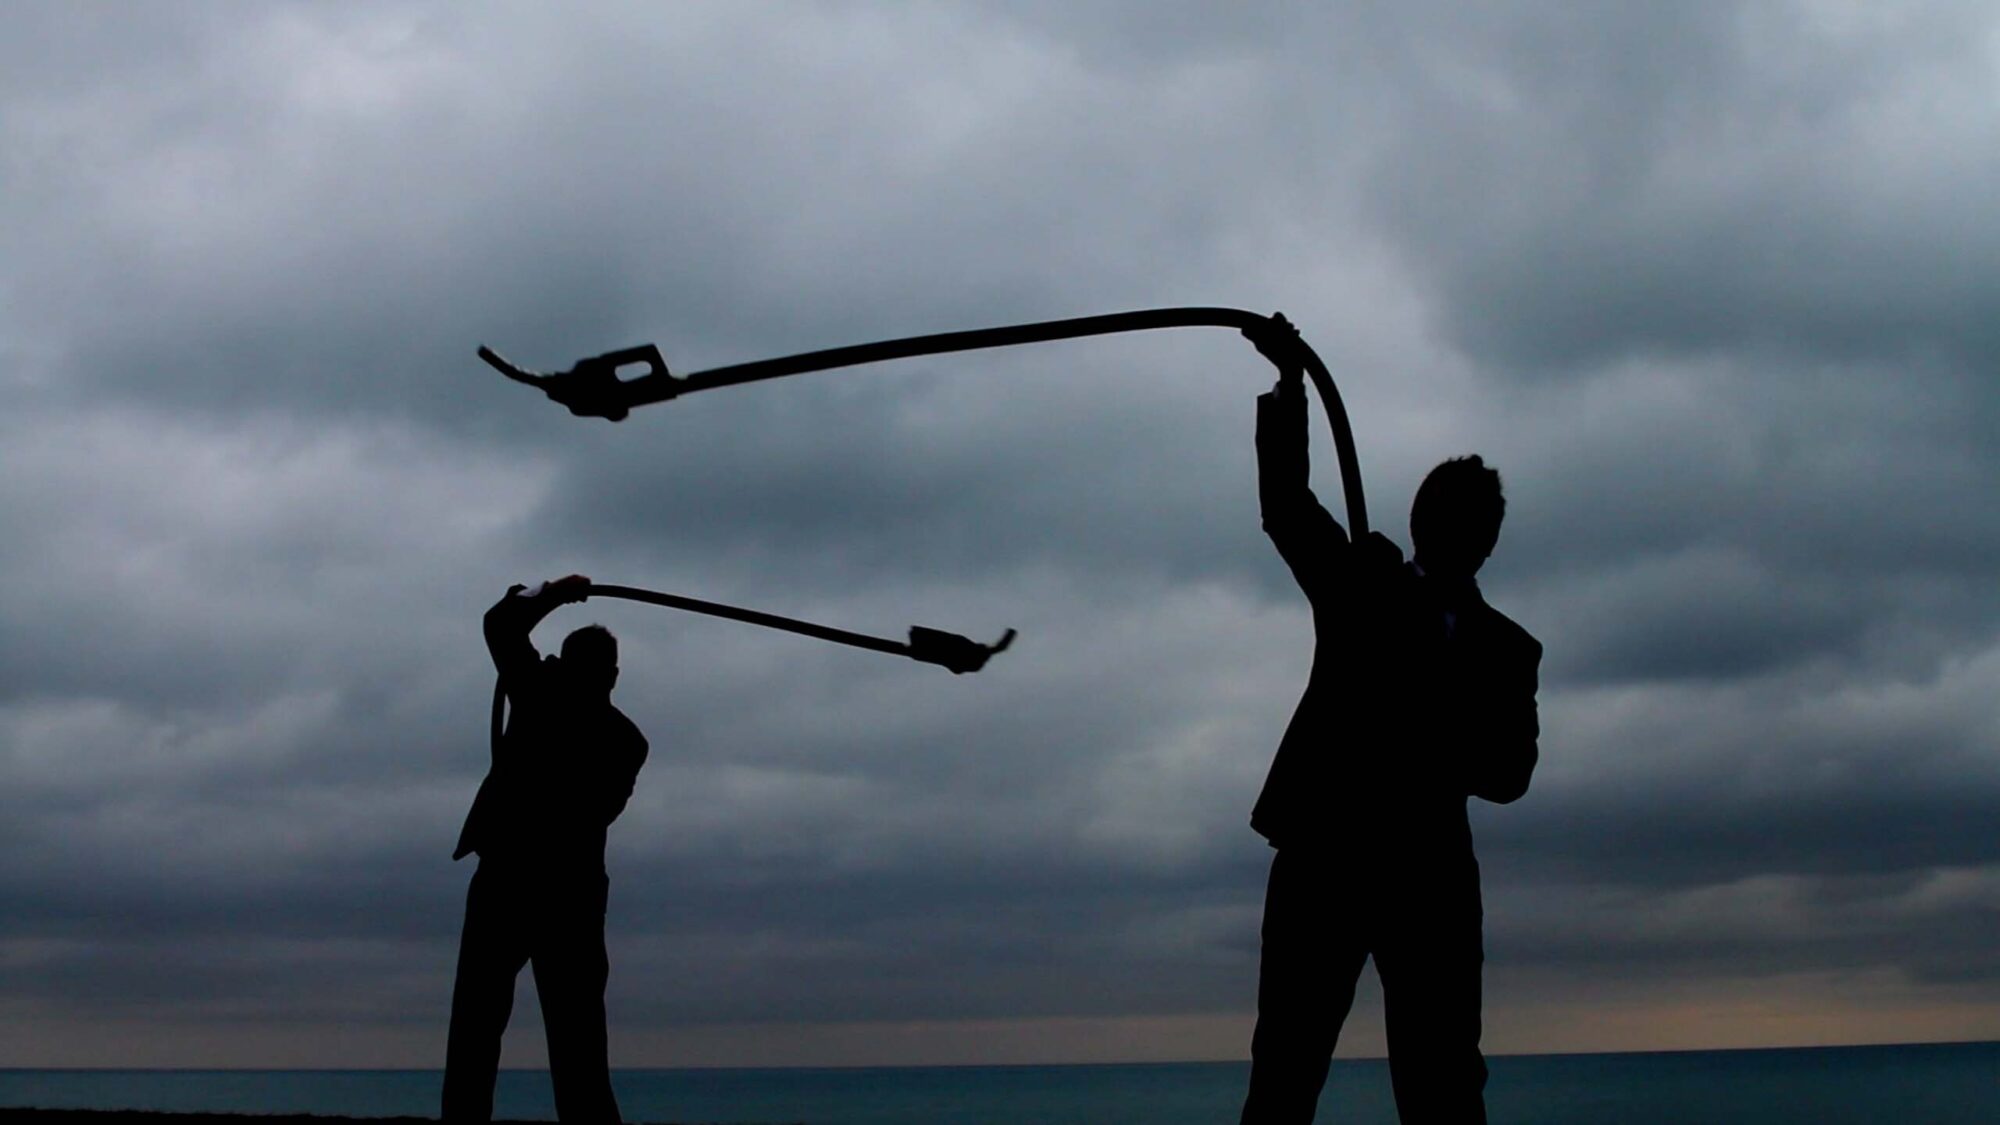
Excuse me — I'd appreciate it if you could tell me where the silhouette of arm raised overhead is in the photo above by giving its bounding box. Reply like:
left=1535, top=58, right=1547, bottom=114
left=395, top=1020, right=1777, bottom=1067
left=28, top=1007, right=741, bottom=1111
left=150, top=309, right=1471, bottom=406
left=1256, top=375, right=1349, bottom=599
left=1248, top=313, right=1349, bottom=599
left=483, top=575, right=591, bottom=686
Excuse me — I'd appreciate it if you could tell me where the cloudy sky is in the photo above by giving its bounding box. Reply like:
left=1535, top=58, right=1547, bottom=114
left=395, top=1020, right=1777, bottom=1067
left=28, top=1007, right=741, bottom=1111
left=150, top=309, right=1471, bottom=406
left=4, top=1, right=1998, bottom=1070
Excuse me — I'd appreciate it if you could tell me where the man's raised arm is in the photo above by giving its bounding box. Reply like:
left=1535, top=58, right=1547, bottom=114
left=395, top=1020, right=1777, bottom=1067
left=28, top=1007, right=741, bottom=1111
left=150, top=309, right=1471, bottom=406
left=1251, top=317, right=1348, bottom=599
left=484, top=575, right=592, bottom=686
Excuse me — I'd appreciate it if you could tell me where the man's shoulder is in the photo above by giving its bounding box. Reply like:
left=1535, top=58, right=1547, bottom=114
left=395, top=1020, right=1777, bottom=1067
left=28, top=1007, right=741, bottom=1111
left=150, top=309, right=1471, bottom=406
left=1476, top=602, right=1542, bottom=661
left=607, top=705, right=649, bottom=753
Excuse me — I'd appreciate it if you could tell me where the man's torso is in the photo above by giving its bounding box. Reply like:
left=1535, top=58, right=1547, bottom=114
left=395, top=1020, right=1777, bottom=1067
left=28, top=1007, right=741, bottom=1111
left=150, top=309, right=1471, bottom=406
left=456, top=658, right=648, bottom=868
left=1251, top=562, right=1538, bottom=854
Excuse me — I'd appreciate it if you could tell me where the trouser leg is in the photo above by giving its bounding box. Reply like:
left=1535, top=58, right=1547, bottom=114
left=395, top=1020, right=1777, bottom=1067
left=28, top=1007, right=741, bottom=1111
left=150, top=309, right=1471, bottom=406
left=1241, top=849, right=1370, bottom=1125
left=1375, top=890, right=1486, bottom=1125
left=535, top=872, right=621, bottom=1124
left=443, top=864, right=529, bottom=1122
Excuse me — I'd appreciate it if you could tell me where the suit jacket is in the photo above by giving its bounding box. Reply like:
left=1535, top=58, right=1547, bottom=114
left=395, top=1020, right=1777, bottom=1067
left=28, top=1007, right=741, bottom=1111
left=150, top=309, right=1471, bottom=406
left=454, top=589, right=649, bottom=869
left=1249, top=385, right=1541, bottom=855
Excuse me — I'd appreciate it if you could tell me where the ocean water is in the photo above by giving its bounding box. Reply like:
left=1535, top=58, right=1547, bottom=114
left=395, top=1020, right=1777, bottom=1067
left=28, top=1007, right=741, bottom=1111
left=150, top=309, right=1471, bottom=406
left=3, top=1041, right=1996, bottom=1124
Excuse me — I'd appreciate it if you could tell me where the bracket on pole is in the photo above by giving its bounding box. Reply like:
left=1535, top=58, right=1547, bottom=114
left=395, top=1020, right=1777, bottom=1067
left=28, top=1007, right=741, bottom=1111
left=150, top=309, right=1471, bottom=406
left=477, top=344, right=678, bottom=422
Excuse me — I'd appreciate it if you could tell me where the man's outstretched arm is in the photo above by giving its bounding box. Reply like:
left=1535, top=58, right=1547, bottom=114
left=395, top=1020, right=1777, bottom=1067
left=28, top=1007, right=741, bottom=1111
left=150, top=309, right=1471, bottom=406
left=483, top=575, right=591, bottom=686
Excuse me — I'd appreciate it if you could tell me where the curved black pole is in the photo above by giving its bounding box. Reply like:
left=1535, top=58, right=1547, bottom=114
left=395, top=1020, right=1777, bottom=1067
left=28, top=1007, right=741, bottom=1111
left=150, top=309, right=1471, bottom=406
left=585, top=583, right=1014, bottom=673
left=478, top=307, right=1368, bottom=539
left=488, top=583, right=1015, bottom=769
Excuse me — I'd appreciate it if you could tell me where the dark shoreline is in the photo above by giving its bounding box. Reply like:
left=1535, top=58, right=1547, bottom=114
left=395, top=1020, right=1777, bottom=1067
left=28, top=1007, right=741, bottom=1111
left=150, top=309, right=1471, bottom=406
left=0, top=1114, right=705, bottom=1125
left=1, top=1115, right=435, bottom=1124
left=0, top=1114, right=438, bottom=1124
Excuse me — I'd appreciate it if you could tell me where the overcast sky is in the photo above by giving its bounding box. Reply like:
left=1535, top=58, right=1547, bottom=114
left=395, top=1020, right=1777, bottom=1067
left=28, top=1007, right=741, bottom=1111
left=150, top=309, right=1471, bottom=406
left=4, top=1, right=1998, bottom=1069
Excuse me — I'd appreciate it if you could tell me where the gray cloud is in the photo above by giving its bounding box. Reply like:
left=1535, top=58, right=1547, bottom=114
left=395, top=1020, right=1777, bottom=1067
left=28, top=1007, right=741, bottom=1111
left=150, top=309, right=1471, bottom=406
left=1348, top=2, right=2000, bottom=376
left=5, top=0, right=2000, bottom=1065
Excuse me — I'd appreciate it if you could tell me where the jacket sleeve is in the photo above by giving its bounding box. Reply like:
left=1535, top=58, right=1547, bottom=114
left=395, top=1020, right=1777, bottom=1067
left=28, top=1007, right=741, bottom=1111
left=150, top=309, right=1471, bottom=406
left=602, top=727, right=649, bottom=825
left=1464, top=635, right=1542, bottom=804
left=1258, top=381, right=1348, bottom=600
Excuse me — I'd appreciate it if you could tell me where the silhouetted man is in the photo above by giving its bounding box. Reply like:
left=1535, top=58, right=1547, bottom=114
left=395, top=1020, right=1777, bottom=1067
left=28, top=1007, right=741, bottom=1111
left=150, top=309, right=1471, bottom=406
left=444, top=575, right=649, bottom=1123
left=1239, top=318, right=1541, bottom=1124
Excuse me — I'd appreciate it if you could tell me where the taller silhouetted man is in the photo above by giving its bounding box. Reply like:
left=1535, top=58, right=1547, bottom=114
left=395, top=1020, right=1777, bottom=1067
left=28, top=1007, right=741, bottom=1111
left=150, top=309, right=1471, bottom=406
left=1239, top=318, right=1541, bottom=1124
left=444, top=575, right=649, bottom=1123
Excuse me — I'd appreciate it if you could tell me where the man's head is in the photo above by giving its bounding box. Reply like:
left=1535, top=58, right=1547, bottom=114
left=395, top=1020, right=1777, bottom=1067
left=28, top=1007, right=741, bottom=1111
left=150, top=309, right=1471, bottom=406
left=1410, top=455, right=1505, bottom=581
left=559, top=624, right=619, bottom=697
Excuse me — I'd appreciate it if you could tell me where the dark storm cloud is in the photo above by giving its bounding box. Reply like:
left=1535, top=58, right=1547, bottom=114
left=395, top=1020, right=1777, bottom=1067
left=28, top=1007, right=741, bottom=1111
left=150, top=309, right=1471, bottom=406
left=524, top=336, right=1277, bottom=594
left=1486, top=867, right=2000, bottom=991
left=7, top=2, right=1274, bottom=430
left=1488, top=345, right=2000, bottom=689
left=1346, top=1, right=2000, bottom=376
left=5, top=1, right=2000, bottom=1062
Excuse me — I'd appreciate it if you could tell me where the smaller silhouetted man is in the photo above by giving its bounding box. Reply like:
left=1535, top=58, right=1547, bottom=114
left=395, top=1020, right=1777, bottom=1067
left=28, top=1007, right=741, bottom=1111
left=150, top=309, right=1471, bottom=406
left=444, top=576, right=649, bottom=1123
left=1240, top=318, right=1541, bottom=1124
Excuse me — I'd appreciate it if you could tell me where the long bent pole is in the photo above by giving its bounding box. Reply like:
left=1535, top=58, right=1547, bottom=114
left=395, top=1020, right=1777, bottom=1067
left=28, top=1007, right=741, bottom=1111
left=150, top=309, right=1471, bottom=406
left=488, top=583, right=1014, bottom=768
left=529, top=583, right=1020, bottom=673
left=585, top=583, right=1014, bottom=672
left=478, top=307, right=1368, bottom=538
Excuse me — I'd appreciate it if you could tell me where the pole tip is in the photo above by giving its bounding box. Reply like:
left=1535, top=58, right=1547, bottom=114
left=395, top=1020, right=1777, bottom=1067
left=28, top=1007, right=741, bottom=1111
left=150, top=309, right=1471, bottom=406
left=908, top=626, right=1017, bottom=674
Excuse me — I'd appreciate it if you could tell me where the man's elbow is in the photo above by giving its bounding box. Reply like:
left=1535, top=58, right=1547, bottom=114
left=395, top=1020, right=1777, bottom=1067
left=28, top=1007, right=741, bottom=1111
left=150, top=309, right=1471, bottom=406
left=482, top=609, right=515, bottom=653
left=484, top=587, right=536, bottom=638
left=484, top=591, right=522, bottom=630
left=1475, top=747, right=1538, bottom=805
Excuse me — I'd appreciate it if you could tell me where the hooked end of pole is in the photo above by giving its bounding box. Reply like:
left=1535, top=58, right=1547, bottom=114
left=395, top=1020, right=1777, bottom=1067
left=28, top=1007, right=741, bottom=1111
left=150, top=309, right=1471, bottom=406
left=476, top=343, right=680, bottom=422
left=907, top=626, right=1016, bottom=674
left=478, top=345, right=547, bottom=387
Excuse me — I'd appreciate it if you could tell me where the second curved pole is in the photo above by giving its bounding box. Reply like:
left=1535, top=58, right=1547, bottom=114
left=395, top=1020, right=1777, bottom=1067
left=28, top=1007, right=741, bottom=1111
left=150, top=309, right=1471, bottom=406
left=585, top=583, right=1014, bottom=674
left=488, top=582, right=1015, bottom=776
left=479, top=306, right=1368, bottom=538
